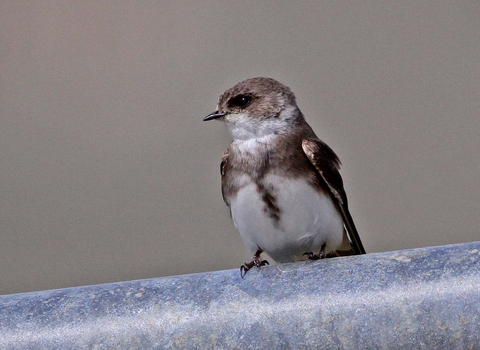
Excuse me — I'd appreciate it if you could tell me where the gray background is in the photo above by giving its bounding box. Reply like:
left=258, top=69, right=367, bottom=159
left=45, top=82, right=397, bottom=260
left=1, top=1, right=479, bottom=295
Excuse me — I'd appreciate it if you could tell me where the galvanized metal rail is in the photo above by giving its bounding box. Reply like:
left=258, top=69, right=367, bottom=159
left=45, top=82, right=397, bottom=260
left=1, top=241, right=480, bottom=349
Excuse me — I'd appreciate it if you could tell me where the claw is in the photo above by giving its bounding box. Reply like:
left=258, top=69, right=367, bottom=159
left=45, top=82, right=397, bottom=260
left=239, top=249, right=269, bottom=278
left=240, top=264, right=249, bottom=279
left=303, top=252, right=325, bottom=260
left=303, top=243, right=326, bottom=261
left=303, top=251, right=316, bottom=260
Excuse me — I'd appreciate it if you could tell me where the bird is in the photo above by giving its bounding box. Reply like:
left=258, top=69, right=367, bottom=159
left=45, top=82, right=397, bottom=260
left=204, top=77, right=365, bottom=277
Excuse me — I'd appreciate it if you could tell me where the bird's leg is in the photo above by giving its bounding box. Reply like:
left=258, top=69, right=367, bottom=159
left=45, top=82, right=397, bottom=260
left=303, top=243, right=327, bottom=261
left=240, top=249, right=269, bottom=278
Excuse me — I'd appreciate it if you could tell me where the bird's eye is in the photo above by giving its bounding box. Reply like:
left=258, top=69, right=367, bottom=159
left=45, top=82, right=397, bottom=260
left=228, top=95, right=252, bottom=108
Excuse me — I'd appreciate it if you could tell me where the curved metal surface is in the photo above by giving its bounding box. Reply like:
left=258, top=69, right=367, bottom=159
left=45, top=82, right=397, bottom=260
left=1, top=242, right=480, bottom=349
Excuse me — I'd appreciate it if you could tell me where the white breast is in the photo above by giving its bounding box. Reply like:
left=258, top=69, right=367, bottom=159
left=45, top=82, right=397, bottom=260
left=229, top=175, right=344, bottom=263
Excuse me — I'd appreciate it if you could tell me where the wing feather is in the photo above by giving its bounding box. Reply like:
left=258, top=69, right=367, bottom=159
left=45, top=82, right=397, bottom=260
left=302, top=138, right=366, bottom=255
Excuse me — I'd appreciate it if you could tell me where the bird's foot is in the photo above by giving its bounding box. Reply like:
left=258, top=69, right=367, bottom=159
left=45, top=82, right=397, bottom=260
left=240, top=250, right=269, bottom=278
left=303, top=243, right=326, bottom=260
left=302, top=251, right=325, bottom=260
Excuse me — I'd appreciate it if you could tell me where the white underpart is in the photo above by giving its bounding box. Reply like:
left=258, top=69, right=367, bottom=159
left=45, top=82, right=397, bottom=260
left=225, top=113, right=288, bottom=140
left=225, top=105, right=297, bottom=140
left=224, top=106, right=343, bottom=262
left=230, top=174, right=344, bottom=263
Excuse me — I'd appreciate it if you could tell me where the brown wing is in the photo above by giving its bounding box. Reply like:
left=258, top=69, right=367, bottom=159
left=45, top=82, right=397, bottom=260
left=302, top=138, right=366, bottom=255
left=220, top=148, right=230, bottom=206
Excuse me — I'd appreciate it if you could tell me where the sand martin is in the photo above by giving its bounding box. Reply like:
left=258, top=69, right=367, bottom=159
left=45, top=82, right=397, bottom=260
left=204, top=77, right=365, bottom=277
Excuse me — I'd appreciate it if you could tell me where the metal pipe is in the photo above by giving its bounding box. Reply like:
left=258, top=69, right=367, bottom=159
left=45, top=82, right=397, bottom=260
left=1, top=242, right=480, bottom=349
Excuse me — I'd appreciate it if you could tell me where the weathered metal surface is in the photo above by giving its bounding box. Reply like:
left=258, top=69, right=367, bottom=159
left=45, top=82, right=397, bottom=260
left=1, top=242, right=480, bottom=349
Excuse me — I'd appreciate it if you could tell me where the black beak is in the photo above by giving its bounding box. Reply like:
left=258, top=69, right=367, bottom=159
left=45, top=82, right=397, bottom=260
left=203, top=111, right=226, bottom=121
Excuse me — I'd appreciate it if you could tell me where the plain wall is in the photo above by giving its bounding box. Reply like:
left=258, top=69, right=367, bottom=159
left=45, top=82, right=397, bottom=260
left=1, top=1, right=479, bottom=295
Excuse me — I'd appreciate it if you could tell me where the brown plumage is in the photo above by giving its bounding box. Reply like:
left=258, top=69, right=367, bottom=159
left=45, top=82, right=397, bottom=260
left=205, top=77, right=365, bottom=275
